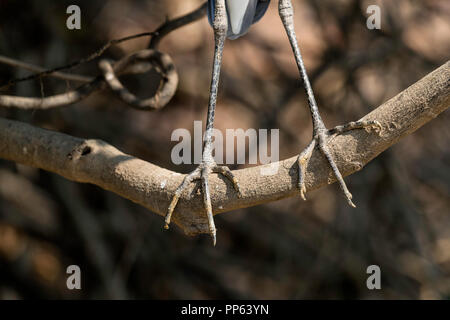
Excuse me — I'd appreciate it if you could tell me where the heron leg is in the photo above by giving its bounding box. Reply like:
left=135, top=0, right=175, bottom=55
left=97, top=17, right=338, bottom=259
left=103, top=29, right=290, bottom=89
left=165, top=0, right=241, bottom=245
left=279, top=0, right=382, bottom=207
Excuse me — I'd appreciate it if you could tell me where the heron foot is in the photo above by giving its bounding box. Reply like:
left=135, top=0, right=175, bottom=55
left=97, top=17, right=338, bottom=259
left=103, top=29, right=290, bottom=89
left=164, top=161, right=242, bottom=246
left=297, top=120, right=382, bottom=207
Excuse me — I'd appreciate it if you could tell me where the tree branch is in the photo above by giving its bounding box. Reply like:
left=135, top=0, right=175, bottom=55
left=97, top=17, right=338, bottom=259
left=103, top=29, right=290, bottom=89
left=0, top=49, right=177, bottom=110
left=0, top=32, right=156, bottom=90
left=148, top=2, right=208, bottom=49
left=0, top=61, right=448, bottom=236
left=0, top=1, right=208, bottom=109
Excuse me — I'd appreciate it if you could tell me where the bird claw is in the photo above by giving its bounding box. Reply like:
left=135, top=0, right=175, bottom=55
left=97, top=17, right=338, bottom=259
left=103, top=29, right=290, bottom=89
left=298, top=120, right=382, bottom=207
left=164, top=161, right=241, bottom=245
left=300, top=184, right=307, bottom=201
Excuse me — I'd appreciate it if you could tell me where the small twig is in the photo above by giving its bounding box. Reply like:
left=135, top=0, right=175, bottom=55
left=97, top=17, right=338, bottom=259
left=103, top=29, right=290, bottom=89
left=1, top=1, right=209, bottom=89
left=148, top=2, right=208, bottom=49
left=0, top=77, right=103, bottom=109
left=0, top=48, right=178, bottom=110
left=0, top=4, right=210, bottom=110
left=0, top=55, right=93, bottom=84
left=0, top=32, right=156, bottom=90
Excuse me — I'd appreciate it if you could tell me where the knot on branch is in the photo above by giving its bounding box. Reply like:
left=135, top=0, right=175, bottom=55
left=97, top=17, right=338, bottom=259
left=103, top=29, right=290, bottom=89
left=67, top=142, right=93, bottom=161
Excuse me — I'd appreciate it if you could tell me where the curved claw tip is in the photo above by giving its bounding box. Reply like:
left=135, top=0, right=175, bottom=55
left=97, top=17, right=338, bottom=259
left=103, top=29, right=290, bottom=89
left=164, top=224, right=169, bottom=230
left=211, top=233, right=217, bottom=246
left=345, top=192, right=356, bottom=208
left=300, top=191, right=307, bottom=201
left=299, top=186, right=307, bottom=201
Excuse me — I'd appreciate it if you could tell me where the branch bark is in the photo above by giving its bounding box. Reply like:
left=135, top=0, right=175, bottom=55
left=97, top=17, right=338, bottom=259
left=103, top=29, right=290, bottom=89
left=0, top=61, right=448, bottom=236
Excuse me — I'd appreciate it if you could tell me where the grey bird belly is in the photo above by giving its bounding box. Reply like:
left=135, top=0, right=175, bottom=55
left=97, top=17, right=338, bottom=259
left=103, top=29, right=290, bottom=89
left=207, top=0, right=270, bottom=40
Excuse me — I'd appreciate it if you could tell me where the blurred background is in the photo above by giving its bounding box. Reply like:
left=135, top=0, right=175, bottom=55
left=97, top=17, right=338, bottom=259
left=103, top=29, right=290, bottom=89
left=0, top=0, right=449, bottom=299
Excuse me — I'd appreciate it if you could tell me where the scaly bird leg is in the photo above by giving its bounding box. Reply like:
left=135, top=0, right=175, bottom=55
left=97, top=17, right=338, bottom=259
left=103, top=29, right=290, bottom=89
left=279, top=0, right=382, bottom=207
left=165, top=0, right=241, bottom=245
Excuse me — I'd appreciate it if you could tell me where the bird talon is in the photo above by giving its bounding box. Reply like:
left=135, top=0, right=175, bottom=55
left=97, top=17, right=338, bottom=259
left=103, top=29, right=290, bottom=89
left=373, top=121, right=383, bottom=134
left=164, top=161, right=240, bottom=245
left=347, top=196, right=357, bottom=208
left=297, top=119, right=379, bottom=208
left=300, top=186, right=307, bottom=201
left=211, top=231, right=217, bottom=246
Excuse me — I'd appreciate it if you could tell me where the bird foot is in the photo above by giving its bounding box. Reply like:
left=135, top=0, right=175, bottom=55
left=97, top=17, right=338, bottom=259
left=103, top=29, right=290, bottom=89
left=164, top=160, right=242, bottom=245
left=297, top=120, right=382, bottom=207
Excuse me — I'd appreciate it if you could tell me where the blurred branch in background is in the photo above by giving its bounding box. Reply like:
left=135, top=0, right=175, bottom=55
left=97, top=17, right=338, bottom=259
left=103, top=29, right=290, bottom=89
left=0, top=2, right=208, bottom=109
left=148, top=1, right=207, bottom=49
left=0, top=55, right=93, bottom=83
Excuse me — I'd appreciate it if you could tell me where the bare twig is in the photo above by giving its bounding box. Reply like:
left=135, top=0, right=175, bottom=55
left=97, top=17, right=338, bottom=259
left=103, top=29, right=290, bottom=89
left=0, top=77, right=103, bottom=109
left=1, top=61, right=448, bottom=237
left=0, top=55, right=93, bottom=83
left=0, top=32, right=156, bottom=90
left=0, top=3, right=208, bottom=110
left=148, top=2, right=208, bottom=49
left=0, top=49, right=177, bottom=110
left=1, top=1, right=208, bottom=89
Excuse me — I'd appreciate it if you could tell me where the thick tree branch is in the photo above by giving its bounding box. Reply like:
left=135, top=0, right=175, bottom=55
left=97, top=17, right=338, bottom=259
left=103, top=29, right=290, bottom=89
left=0, top=61, right=448, bottom=236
